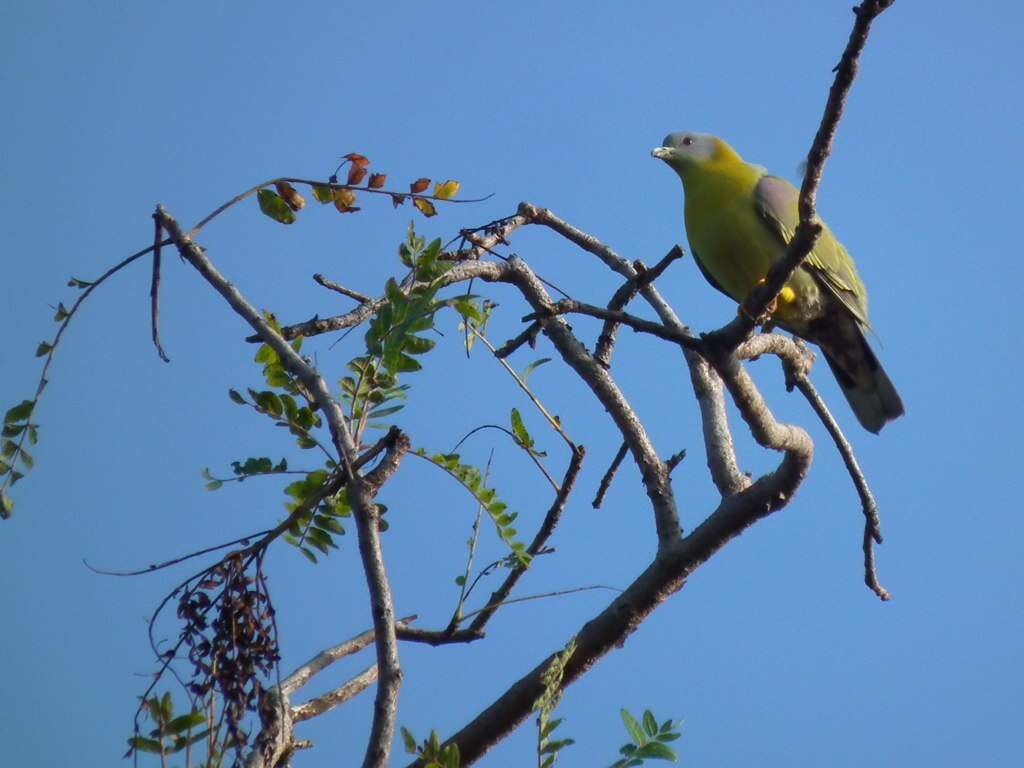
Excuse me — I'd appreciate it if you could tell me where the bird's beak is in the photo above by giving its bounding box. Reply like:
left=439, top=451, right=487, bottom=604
left=651, top=146, right=675, bottom=161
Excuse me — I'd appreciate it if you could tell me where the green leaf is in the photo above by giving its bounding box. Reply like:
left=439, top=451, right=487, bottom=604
left=368, top=404, right=404, bottom=419
left=18, top=449, right=34, bottom=470
left=394, top=353, right=422, bottom=373
left=53, top=302, right=69, bottom=321
left=254, top=344, right=276, bottom=364
left=401, top=726, right=418, bottom=755
left=634, top=741, right=676, bottom=761
left=510, top=408, right=531, bottom=447
left=643, top=710, right=658, bottom=738
left=620, top=709, right=646, bottom=746
left=2, top=423, right=25, bottom=438
left=164, top=711, right=207, bottom=735
left=228, top=389, right=246, bottom=405
left=67, top=276, right=94, bottom=289
left=403, top=335, right=436, bottom=355
left=311, top=184, right=334, bottom=204
left=127, top=736, right=164, bottom=754
left=299, top=547, right=318, bottom=564
left=204, top=480, right=223, bottom=491
left=0, top=493, right=14, bottom=519
left=34, top=341, right=52, bottom=358
left=257, top=188, right=297, bottom=224
left=521, top=357, right=552, bottom=381
left=2, top=440, right=16, bottom=458
left=541, top=738, right=575, bottom=754
left=4, top=400, right=34, bottom=424
left=314, top=515, right=345, bottom=535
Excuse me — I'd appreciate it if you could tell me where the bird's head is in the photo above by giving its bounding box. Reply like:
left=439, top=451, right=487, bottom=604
left=652, top=132, right=741, bottom=179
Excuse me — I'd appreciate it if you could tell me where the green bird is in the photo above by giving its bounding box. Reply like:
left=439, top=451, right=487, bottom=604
left=652, top=132, right=903, bottom=432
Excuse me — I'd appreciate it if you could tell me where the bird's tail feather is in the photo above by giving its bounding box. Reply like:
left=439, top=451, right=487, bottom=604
left=821, top=331, right=904, bottom=434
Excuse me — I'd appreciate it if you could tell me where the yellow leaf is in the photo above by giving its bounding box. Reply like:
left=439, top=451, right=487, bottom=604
left=333, top=187, right=358, bottom=213
left=413, top=198, right=437, bottom=217
left=433, top=180, right=460, bottom=200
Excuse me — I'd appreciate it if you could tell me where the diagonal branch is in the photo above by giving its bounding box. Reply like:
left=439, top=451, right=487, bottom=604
left=710, top=0, right=897, bottom=349
left=156, top=206, right=403, bottom=768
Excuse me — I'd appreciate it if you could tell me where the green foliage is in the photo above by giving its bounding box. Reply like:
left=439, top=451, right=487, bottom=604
left=281, top=479, right=351, bottom=563
left=413, top=449, right=531, bottom=567
left=257, top=188, right=297, bottom=225
left=400, top=726, right=461, bottom=768
left=1, top=399, right=38, bottom=519
left=201, top=457, right=289, bottom=490
left=609, top=708, right=683, bottom=767
left=510, top=408, right=546, bottom=458
left=125, top=692, right=208, bottom=761
left=534, top=637, right=577, bottom=768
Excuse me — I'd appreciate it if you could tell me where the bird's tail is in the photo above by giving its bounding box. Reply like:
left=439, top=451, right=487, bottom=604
left=820, top=325, right=904, bottom=434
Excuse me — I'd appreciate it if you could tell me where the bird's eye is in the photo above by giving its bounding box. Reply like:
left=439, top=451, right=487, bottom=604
left=682, top=136, right=694, bottom=146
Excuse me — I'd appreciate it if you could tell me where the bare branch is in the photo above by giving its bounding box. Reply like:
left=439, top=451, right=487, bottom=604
left=468, top=447, right=585, bottom=632
left=592, top=442, right=628, bottom=510
left=149, top=212, right=170, bottom=363
left=292, top=664, right=378, bottom=722
left=313, top=272, right=370, bottom=303
left=709, top=0, right=897, bottom=349
left=594, top=247, right=683, bottom=367
left=517, top=202, right=749, bottom=498
left=280, top=616, right=416, bottom=697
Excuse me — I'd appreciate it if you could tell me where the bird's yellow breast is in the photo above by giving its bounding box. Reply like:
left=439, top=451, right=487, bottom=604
left=681, top=159, right=802, bottom=320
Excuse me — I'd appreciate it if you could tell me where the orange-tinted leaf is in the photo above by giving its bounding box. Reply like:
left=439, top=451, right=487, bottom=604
left=275, top=181, right=306, bottom=211
left=368, top=173, right=387, bottom=189
left=344, top=152, right=370, bottom=168
left=413, top=198, right=437, bottom=217
left=433, top=179, right=460, bottom=200
left=391, top=193, right=407, bottom=208
left=333, top=187, right=357, bottom=212
left=347, top=165, right=367, bottom=185
left=409, top=178, right=430, bottom=194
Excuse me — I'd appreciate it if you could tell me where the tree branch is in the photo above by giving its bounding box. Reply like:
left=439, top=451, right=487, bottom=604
left=156, top=206, right=404, bottom=768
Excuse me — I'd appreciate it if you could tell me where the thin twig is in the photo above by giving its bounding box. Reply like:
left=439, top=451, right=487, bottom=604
left=592, top=442, right=628, bottom=509
left=150, top=213, right=170, bottom=362
left=471, top=329, right=577, bottom=452
left=493, top=321, right=541, bottom=359
left=468, top=448, right=584, bottom=632
left=313, top=273, right=370, bottom=304
left=793, top=376, right=889, bottom=600
left=594, top=247, right=683, bottom=367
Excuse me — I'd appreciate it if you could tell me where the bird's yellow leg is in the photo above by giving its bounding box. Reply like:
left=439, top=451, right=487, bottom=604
left=740, top=278, right=797, bottom=330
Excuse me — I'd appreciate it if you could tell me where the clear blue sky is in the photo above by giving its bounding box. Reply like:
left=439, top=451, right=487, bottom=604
left=2, top=2, right=1021, bottom=766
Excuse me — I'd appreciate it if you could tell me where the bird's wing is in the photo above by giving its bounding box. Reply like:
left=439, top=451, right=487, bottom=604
left=752, top=174, right=869, bottom=327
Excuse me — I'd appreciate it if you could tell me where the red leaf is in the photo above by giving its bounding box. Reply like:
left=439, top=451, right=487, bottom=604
left=409, top=177, right=430, bottom=194
left=391, top=193, right=407, bottom=208
left=344, top=152, right=370, bottom=168
left=347, top=166, right=367, bottom=185
left=368, top=173, right=387, bottom=189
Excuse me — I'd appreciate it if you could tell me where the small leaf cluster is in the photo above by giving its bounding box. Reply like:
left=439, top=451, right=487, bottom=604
left=256, top=151, right=462, bottom=225
left=1, top=399, right=38, bottom=518
left=340, top=356, right=410, bottom=435
left=610, top=709, right=682, bottom=767
left=401, top=727, right=460, bottom=768
left=414, top=449, right=530, bottom=567
left=201, top=456, right=288, bottom=490
left=125, top=692, right=208, bottom=760
left=534, top=638, right=577, bottom=768
left=280, top=472, right=352, bottom=564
